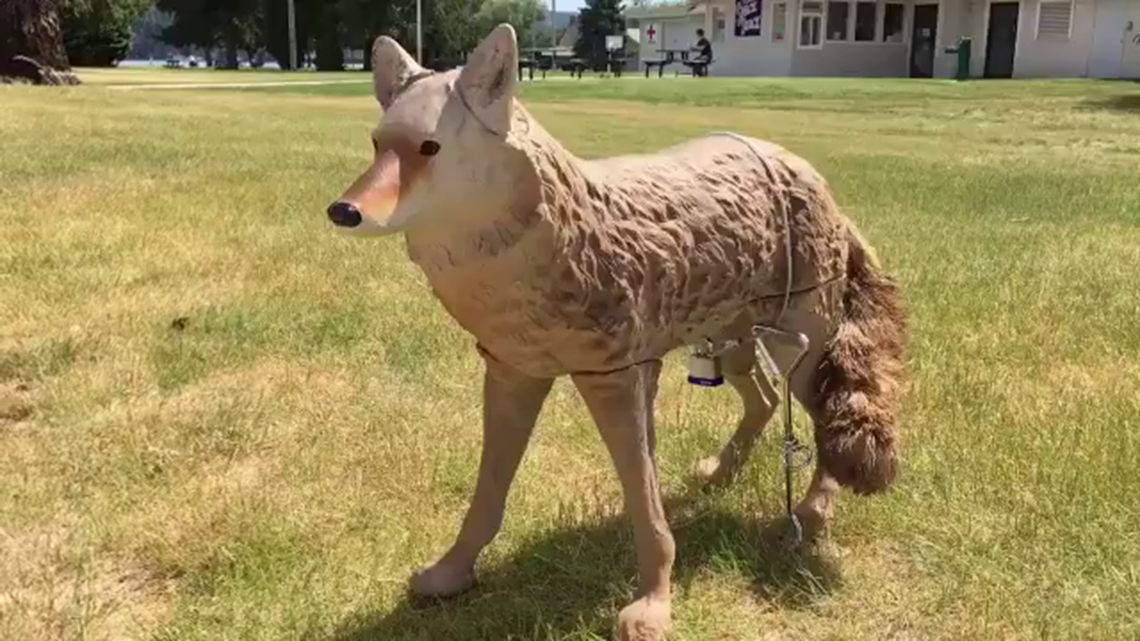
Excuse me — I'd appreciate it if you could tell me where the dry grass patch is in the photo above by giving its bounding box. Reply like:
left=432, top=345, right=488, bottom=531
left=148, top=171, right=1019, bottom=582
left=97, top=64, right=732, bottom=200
left=0, top=525, right=172, bottom=641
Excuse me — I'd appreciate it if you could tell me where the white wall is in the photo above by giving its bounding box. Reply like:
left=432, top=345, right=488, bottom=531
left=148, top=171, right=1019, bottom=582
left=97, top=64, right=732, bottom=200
left=1013, top=0, right=1098, bottom=77
left=1125, top=4, right=1140, bottom=78
left=660, top=0, right=1126, bottom=77
left=791, top=43, right=910, bottom=75
left=637, top=16, right=707, bottom=57
left=706, top=0, right=916, bottom=76
left=711, top=0, right=795, bottom=75
left=930, top=0, right=968, bottom=78
left=790, top=0, right=911, bottom=76
left=1087, top=0, right=1138, bottom=77
left=934, top=0, right=1105, bottom=79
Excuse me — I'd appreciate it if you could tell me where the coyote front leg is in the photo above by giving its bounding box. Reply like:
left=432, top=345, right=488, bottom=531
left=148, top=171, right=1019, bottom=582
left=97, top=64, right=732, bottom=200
left=410, top=352, right=553, bottom=598
left=573, top=361, right=674, bottom=641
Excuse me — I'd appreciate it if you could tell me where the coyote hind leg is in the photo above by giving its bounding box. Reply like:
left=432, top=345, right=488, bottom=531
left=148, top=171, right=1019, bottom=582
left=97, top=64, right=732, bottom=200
left=696, top=341, right=779, bottom=489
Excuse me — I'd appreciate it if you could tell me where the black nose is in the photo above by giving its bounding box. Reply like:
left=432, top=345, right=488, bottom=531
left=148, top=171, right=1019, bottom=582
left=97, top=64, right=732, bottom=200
left=327, top=201, right=362, bottom=228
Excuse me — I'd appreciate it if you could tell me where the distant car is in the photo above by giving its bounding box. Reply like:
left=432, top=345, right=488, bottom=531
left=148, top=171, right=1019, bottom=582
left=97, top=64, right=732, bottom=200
left=188, top=56, right=199, bottom=68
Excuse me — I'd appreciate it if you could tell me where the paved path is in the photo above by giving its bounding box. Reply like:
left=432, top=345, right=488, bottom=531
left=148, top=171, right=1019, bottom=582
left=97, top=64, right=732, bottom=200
left=107, top=79, right=372, bottom=90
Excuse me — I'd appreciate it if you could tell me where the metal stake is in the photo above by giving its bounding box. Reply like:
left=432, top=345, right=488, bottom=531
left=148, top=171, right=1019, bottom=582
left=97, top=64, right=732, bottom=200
left=752, top=324, right=812, bottom=543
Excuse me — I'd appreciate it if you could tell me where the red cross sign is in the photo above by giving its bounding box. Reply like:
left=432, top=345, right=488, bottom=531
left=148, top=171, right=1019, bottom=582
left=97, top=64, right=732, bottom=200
left=647, top=24, right=658, bottom=44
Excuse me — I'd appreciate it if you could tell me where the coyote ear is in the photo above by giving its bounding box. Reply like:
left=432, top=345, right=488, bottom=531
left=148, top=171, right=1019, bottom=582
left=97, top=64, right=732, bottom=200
left=456, top=24, right=518, bottom=136
left=372, top=36, right=424, bottom=109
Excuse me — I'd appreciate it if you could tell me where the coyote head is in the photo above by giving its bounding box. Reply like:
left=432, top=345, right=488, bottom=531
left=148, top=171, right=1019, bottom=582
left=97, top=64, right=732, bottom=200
left=326, top=24, right=529, bottom=237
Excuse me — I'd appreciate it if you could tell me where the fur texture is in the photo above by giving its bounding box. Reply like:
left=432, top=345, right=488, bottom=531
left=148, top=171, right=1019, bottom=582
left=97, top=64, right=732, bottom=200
left=812, top=224, right=908, bottom=494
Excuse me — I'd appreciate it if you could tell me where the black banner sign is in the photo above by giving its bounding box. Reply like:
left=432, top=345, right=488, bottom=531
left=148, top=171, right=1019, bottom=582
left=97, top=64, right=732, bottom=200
left=735, top=0, right=762, bottom=37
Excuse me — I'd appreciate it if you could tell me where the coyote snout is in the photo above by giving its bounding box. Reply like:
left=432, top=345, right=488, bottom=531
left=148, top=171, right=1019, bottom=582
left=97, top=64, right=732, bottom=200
left=327, top=146, right=408, bottom=235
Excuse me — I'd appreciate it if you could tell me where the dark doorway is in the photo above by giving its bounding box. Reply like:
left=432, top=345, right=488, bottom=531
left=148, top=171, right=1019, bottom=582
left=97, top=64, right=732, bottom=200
left=910, top=5, right=939, bottom=78
left=985, top=2, right=1020, bottom=78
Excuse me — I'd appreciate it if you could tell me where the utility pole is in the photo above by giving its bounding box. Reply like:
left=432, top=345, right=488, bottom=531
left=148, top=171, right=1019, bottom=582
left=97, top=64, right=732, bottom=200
left=551, top=0, right=557, bottom=48
left=416, top=0, right=423, bottom=63
left=287, top=0, right=297, bottom=70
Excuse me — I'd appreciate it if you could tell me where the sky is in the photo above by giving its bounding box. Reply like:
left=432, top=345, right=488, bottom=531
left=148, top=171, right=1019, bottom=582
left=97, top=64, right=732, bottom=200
left=550, top=0, right=587, bottom=13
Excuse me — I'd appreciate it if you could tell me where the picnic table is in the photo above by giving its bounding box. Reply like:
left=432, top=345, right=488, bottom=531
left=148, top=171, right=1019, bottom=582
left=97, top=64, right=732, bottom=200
left=517, top=56, right=542, bottom=81
left=518, top=47, right=572, bottom=80
left=643, top=49, right=690, bottom=77
left=568, top=51, right=628, bottom=78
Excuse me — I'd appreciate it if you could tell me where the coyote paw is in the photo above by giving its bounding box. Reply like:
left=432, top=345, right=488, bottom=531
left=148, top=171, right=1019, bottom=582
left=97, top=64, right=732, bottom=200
left=694, top=456, right=734, bottom=489
left=792, top=502, right=832, bottom=542
left=409, top=557, right=475, bottom=598
left=617, top=596, right=672, bottom=641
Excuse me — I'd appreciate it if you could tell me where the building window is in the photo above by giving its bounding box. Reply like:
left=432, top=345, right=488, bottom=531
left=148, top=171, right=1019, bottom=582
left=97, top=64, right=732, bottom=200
left=799, top=2, right=823, bottom=48
left=882, top=3, right=905, bottom=43
left=855, top=2, right=877, bottom=41
left=713, top=6, right=727, bottom=42
left=1037, top=1, right=1072, bottom=39
left=773, top=2, right=788, bottom=42
left=827, top=1, right=850, bottom=41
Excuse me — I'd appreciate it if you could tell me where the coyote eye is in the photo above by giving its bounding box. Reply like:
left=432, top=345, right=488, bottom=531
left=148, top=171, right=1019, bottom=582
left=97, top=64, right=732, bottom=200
left=419, top=140, right=441, bottom=156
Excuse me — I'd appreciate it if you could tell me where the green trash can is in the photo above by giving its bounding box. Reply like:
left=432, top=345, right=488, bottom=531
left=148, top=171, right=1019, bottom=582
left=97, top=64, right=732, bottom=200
left=944, top=37, right=972, bottom=81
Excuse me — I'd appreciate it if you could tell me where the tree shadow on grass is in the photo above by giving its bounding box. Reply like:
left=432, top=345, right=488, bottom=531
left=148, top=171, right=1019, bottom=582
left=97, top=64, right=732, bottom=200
left=329, top=495, right=842, bottom=641
left=1082, top=92, right=1140, bottom=113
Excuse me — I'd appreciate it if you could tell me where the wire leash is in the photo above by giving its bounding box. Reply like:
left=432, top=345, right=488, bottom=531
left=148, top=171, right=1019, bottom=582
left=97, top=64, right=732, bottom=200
left=754, top=324, right=814, bottom=545
left=688, top=323, right=813, bottom=544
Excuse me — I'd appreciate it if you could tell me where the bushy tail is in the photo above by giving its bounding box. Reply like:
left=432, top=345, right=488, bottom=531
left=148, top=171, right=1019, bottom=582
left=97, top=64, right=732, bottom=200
left=812, top=221, right=907, bottom=495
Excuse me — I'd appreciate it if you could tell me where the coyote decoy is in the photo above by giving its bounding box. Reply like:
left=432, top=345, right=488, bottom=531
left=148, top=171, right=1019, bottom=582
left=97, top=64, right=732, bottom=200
left=327, top=24, right=906, bottom=641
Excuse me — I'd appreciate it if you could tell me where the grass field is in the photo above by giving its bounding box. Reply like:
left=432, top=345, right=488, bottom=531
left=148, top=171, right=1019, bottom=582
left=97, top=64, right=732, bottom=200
left=2, top=70, right=1139, bottom=641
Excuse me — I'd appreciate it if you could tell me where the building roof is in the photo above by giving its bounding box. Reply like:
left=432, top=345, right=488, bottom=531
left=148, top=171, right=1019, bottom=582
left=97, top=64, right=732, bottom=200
left=558, top=15, right=579, bottom=49
left=625, top=2, right=706, bottom=20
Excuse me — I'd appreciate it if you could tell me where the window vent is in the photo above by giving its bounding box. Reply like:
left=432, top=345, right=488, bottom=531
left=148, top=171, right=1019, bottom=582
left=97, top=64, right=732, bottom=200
left=1038, top=2, right=1072, bottom=38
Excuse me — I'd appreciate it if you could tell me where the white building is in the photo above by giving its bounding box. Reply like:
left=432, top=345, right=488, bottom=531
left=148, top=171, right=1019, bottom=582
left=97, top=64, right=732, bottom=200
left=626, top=0, right=1140, bottom=79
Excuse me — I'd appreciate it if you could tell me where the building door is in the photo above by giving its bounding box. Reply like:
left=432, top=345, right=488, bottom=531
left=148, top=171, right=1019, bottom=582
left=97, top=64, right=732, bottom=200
left=984, top=2, right=1020, bottom=78
left=1089, top=0, right=1126, bottom=78
left=910, top=4, right=939, bottom=78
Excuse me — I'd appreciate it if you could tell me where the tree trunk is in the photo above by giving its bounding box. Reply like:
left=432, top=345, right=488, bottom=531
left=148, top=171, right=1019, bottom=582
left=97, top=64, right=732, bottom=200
left=0, top=0, right=80, bottom=84
left=223, top=37, right=239, bottom=69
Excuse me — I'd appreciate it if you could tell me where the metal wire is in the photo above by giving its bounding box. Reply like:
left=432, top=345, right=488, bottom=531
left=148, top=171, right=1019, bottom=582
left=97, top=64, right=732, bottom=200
left=752, top=324, right=812, bottom=542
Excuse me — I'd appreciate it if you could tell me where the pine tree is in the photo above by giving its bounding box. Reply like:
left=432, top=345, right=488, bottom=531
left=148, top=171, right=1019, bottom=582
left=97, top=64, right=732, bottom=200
left=573, top=0, right=623, bottom=64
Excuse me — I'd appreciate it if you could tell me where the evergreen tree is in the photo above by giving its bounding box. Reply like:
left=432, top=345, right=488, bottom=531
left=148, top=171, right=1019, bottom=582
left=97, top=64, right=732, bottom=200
left=573, top=0, right=623, bottom=64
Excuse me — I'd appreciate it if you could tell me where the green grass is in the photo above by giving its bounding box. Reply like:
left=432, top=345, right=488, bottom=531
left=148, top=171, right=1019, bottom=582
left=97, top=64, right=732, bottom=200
left=74, top=66, right=367, bottom=85
left=2, top=71, right=1139, bottom=641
